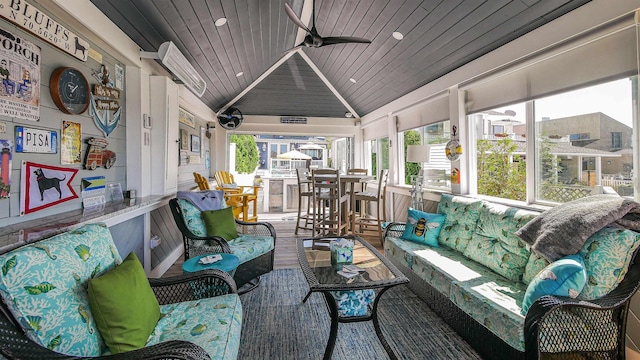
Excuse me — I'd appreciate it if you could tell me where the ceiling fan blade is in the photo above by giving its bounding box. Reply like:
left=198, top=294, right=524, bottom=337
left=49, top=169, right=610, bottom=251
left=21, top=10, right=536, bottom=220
left=284, top=3, right=310, bottom=33
left=322, top=36, right=371, bottom=46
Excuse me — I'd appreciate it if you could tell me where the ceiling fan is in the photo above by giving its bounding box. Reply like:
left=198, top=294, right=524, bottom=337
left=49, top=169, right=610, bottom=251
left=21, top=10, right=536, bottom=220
left=284, top=0, right=371, bottom=51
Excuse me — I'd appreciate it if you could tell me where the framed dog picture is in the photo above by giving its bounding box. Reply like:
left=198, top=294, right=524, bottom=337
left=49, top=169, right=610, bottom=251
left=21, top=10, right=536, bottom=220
left=20, top=161, right=78, bottom=215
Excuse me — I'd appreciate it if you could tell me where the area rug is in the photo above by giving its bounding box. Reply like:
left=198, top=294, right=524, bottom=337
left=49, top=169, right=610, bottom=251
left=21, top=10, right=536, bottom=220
left=238, top=268, right=481, bottom=360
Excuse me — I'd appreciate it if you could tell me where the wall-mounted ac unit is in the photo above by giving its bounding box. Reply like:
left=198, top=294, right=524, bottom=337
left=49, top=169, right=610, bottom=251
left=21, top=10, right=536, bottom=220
left=140, top=41, right=206, bottom=98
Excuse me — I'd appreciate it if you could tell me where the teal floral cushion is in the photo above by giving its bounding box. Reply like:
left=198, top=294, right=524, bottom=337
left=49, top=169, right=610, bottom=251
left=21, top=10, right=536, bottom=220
left=384, top=236, right=432, bottom=269
left=178, top=199, right=207, bottom=236
left=578, top=227, right=640, bottom=300
left=330, top=290, right=375, bottom=317
left=401, top=208, right=445, bottom=247
left=463, top=203, right=536, bottom=282
left=0, top=223, right=121, bottom=356
left=412, top=246, right=487, bottom=296
left=522, top=252, right=550, bottom=285
left=521, top=254, right=586, bottom=315
left=227, top=235, right=274, bottom=263
left=450, top=273, right=527, bottom=351
left=436, top=194, right=483, bottom=252
left=147, top=294, right=242, bottom=359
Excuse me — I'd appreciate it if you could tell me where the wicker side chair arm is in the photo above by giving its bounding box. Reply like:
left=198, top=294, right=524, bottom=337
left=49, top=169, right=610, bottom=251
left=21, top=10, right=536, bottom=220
left=524, top=250, right=640, bottom=360
left=0, top=338, right=210, bottom=360
left=382, top=222, right=406, bottom=243
left=149, top=269, right=238, bottom=305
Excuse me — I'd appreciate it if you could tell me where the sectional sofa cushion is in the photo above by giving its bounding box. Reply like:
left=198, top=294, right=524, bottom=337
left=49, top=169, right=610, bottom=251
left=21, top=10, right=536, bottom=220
left=463, top=203, right=537, bottom=282
left=401, top=208, right=445, bottom=246
left=436, top=194, right=484, bottom=252
left=521, top=254, right=587, bottom=315
left=384, top=236, right=432, bottom=269
left=577, top=227, right=640, bottom=300
left=449, top=273, right=527, bottom=351
left=146, top=294, right=243, bottom=359
left=88, top=252, right=160, bottom=354
left=0, top=223, right=121, bottom=356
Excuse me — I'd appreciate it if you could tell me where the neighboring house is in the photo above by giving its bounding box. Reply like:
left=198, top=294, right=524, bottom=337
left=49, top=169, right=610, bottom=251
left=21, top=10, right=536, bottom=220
left=538, top=112, right=633, bottom=177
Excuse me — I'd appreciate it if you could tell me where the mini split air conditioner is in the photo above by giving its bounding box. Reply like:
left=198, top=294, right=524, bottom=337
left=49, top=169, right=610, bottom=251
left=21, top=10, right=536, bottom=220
left=140, top=41, right=206, bottom=98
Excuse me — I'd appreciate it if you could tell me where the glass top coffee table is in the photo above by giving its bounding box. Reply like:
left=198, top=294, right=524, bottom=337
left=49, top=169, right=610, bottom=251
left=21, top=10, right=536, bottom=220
left=297, top=235, right=409, bottom=360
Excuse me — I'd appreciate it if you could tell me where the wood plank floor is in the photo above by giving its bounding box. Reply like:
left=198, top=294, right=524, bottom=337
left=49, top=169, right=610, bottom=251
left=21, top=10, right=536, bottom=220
left=162, top=214, right=385, bottom=277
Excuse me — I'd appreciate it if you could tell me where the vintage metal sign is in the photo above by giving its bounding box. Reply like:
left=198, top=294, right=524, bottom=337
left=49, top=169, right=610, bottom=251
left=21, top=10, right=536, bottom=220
left=15, top=126, right=57, bottom=153
left=0, top=0, right=89, bottom=61
left=0, top=27, right=41, bottom=121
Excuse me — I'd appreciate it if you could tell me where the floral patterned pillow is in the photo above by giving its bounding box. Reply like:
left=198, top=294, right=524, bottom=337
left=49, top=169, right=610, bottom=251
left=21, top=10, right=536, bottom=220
left=578, top=227, right=640, bottom=300
left=436, top=194, right=483, bottom=252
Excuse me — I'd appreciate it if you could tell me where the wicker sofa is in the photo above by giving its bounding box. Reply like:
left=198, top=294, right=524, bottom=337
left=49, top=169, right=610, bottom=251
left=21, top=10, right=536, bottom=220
left=384, top=194, right=640, bottom=360
left=0, top=223, right=241, bottom=359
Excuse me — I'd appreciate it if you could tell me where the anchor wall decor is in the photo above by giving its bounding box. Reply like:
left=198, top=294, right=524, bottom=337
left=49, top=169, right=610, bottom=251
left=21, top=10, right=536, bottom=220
left=89, top=64, right=122, bottom=137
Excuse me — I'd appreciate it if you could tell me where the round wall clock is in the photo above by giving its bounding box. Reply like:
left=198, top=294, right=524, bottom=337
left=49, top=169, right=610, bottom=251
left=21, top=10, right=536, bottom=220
left=50, top=67, right=90, bottom=115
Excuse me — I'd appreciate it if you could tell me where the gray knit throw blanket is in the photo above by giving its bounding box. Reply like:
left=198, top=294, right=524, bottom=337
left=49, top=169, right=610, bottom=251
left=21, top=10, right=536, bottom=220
left=515, top=194, right=640, bottom=262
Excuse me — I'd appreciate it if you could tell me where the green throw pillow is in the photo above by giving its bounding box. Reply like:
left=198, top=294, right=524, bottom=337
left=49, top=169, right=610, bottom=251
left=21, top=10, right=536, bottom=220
left=88, top=252, right=160, bottom=354
left=202, top=206, right=239, bottom=240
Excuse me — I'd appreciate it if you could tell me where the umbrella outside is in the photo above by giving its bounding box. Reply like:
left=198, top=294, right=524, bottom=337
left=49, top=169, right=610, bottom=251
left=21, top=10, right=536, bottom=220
left=277, top=150, right=312, bottom=160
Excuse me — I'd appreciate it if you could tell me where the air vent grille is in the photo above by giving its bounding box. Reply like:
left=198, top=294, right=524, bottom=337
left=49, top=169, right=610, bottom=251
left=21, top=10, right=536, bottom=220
left=280, top=116, right=307, bottom=124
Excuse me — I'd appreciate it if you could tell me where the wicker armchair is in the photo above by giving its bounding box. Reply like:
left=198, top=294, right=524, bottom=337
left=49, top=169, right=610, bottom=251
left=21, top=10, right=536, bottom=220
left=0, top=269, right=236, bottom=359
left=169, top=198, right=276, bottom=294
left=384, top=222, right=640, bottom=360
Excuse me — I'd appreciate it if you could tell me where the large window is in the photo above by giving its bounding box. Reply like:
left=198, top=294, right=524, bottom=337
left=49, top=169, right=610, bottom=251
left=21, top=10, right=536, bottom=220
left=401, top=120, right=451, bottom=190
left=370, top=137, right=389, bottom=179
left=473, top=103, right=527, bottom=201
left=534, top=78, right=635, bottom=202
left=471, top=77, right=636, bottom=204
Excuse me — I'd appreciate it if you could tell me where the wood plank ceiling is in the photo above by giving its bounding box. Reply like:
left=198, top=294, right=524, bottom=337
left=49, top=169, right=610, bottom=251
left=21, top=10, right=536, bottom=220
left=91, top=0, right=591, bottom=119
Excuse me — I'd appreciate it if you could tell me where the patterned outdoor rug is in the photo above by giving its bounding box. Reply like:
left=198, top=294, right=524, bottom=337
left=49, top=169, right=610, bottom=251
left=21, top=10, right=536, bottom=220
left=238, top=268, right=482, bottom=360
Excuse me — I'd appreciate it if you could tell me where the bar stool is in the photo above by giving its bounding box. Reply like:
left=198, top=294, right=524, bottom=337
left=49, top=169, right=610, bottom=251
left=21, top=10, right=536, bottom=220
left=346, top=168, right=368, bottom=220
left=353, top=169, right=388, bottom=245
left=295, top=168, right=314, bottom=234
left=311, top=169, right=349, bottom=236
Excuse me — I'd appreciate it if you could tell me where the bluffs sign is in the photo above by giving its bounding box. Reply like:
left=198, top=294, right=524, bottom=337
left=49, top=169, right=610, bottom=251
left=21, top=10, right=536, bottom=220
left=0, top=0, right=89, bottom=61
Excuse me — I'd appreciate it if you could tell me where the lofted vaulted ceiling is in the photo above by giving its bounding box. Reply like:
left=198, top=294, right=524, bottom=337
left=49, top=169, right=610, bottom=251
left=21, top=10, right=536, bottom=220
left=91, top=0, right=591, bottom=119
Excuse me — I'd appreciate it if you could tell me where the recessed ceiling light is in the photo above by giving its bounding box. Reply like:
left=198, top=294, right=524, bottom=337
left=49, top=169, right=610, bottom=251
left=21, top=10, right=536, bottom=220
left=236, top=72, right=244, bottom=77
left=215, top=17, right=227, bottom=27
left=392, top=31, right=404, bottom=40
left=349, top=78, right=357, bottom=83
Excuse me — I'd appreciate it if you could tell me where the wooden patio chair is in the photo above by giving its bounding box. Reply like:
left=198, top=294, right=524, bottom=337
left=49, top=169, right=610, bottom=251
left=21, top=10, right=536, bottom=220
left=213, top=170, right=260, bottom=222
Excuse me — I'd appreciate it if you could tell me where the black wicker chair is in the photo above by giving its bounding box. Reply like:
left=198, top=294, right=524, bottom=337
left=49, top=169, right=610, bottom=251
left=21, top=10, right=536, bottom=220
left=169, top=198, right=276, bottom=294
left=0, top=269, right=236, bottom=359
left=384, top=222, right=640, bottom=360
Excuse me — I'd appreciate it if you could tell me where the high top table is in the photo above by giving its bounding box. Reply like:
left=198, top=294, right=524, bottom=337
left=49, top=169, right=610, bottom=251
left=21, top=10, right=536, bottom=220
left=311, top=173, right=373, bottom=235
left=297, top=235, right=409, bottom=359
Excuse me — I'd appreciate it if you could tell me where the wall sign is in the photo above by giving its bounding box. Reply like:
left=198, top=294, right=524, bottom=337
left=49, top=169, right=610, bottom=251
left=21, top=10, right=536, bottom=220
left=179, top=107, right=195, bottom=128
left=61, top=121, right=81, bottom=164
left=0, top=139, right=11, bottom=198
left=0, top=28, right=40, bottom=121
left=20, top=161, right=78, bottom=215
left=15, top=126, right=56, bottom=153
left=0, top=0, right=89, bottom=61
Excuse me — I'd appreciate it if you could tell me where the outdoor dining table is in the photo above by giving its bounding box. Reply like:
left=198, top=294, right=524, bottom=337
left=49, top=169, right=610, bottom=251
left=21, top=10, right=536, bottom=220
left=312, top=172, right=373, bottom=235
